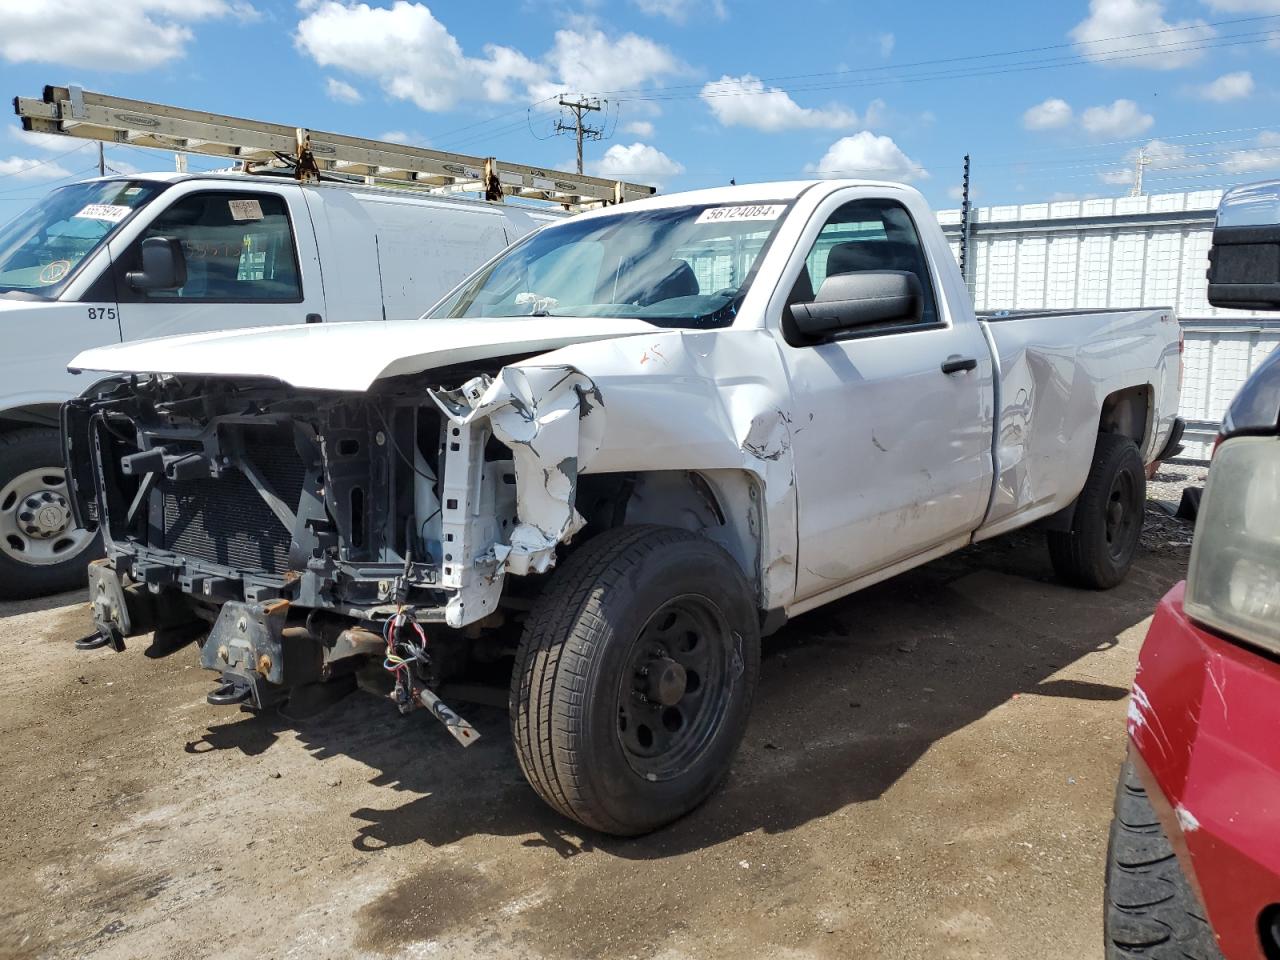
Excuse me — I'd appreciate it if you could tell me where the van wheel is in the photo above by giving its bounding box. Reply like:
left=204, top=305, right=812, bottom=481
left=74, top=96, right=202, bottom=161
left=510, top=525, right=760, bottom=836
left=0, top=428, right=102, bottom=601
left=1105, top=759, right=1222, bottom=959
left=1048, top=433, right=1146, bottom=589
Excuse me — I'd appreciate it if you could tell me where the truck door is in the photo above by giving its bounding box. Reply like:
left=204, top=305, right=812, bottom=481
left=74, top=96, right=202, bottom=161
left=110, top=185, right=324, bottom=341
left=779, top=195, right=994, bottom=603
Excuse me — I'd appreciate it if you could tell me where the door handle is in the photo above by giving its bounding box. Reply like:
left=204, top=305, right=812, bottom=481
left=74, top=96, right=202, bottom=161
left=941, top=355, right=978, bottom=375
left=305, top=313, right=323, bottom=324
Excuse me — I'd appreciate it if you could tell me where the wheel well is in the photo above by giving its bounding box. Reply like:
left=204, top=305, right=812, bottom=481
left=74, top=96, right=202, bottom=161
left=1099, top=385, right=1151, bottom=449
left=0, top=405, right=61, bottom=434
left=576, top=469, right=763, bottom=605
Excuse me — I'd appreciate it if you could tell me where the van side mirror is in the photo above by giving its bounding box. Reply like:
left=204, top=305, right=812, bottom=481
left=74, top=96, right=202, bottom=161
left=789, top=270, right=921, bottom=339
left=127, top=236, right=187, bottom=292
left=1207, top=181, right=1280, bottom=310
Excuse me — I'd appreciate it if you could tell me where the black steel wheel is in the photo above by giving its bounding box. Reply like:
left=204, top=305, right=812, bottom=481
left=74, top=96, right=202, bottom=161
left=511, top=525, right=760, bottom=836
left=617, top=594, right=738, bottom=783
left=1048, top=433, right=1146, bottom=589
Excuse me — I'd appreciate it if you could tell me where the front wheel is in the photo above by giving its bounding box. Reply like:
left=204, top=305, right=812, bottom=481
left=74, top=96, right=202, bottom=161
left=1105, top=759, right=1222, bottom=959
left=510, top=525, right=761, bottom=836
left=0, top=427, right=102, bottom=600
left=1048, top=433, right=1146, bottom=589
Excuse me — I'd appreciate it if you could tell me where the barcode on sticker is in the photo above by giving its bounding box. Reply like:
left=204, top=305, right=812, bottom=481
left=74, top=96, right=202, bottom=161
left=228, top=199, right=264, bottom=221
left=695, top=204, right=786, bottom=224
left=74, top=204, right=132, bottom=223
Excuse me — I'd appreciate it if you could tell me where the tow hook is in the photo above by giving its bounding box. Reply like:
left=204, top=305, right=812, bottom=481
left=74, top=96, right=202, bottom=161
left=207, top=680, right=253, bottom=706
left=74, top=626, right=124, bottom=652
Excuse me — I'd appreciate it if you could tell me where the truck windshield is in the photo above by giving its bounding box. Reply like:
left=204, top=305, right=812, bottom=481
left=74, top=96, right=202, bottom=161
left=429, top=202, right=790, bottom=328
left=0, top=179, right=165, bottom=299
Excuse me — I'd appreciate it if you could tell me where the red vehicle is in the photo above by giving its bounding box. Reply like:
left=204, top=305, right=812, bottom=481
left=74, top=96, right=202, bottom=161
left=1105, top=181, right=1280, bottom=960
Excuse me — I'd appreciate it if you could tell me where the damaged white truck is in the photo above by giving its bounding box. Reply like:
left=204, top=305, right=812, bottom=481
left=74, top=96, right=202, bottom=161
left=65, top=180, right=1184, bottom=835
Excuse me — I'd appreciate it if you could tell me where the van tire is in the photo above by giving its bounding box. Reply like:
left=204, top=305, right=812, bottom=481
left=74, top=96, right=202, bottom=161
left=1048, top=433, right=1146, bottom=589
left=1105, top=758, right=1222, bottom=959
left=0, top=428, right=102, bottom=601
left=510, top=525, right=760, bottom=836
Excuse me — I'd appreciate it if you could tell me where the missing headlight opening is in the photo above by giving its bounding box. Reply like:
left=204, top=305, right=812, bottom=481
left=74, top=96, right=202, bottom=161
left=66, top=361, right=601, bottom=738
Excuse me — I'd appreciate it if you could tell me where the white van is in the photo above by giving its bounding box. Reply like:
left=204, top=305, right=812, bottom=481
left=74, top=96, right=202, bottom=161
left=0, top=171, right=562, bottom=598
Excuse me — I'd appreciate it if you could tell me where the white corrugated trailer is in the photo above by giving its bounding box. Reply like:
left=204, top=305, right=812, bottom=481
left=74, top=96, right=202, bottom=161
left=937, top=191, right=1280, bottom=460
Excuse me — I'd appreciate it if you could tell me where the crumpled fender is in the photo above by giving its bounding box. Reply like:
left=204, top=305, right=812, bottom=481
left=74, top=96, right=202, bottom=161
left=429, top=364, right=605, bottom=576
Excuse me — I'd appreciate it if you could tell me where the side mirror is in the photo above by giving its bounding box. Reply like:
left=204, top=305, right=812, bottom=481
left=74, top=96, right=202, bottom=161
left=790, top=270, right=921, bottom=339
left=127, top=236, right=187, bottom=292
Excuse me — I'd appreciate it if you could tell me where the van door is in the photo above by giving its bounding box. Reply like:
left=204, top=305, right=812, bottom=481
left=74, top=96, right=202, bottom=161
left=111, top=184, right=324, bottom=341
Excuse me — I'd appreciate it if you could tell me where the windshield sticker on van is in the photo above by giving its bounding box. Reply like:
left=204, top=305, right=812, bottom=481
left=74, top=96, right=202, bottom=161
left=695, top=204, right=786, bottom=224
left=228, top=199, right=264, bottom=221
left=74, top=203, right=133, bottom=223
left=38, top=260, right=71, bottom=284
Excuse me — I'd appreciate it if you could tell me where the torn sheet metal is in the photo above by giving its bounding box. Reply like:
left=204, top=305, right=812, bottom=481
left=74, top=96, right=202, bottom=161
left=431, top=365, right=605, bottom=576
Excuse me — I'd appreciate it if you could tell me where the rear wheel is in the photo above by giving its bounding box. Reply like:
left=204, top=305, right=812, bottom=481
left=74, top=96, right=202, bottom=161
left=1048, top=433, right=1146, bottom=589
left=0, top=428, right=102, bottom=600
left=1105, top=758, right=1222, bottom=959
left=510, top=525, right=760, bottom=836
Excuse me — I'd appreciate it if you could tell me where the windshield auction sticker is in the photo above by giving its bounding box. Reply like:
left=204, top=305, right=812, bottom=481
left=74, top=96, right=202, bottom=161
left=73, top=203, right=133, bottom=223
left=695, top=204, right=786, bottom=224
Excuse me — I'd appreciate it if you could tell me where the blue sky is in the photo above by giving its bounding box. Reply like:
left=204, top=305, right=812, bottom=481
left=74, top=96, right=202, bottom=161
left=2, top=0, right=1280, bottom=225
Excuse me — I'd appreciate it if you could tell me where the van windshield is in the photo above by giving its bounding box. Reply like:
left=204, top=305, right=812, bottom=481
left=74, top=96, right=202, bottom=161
left=428, top=202, right=790, bottom=329
left=0, top=179, right=166, bottom=299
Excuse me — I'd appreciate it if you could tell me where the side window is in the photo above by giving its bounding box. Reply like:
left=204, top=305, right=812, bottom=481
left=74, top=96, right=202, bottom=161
left=125, top=192, right=301, bottom=302
left=790, top=198, right=940, bottom=330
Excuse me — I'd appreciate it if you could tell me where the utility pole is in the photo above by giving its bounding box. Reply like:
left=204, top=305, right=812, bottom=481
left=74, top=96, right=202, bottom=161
left=97, top=141, right=104, bottom=177
left=555, top=95, right=604, bottom=174
left=959, top=154, right=975, bottom=297
left=1130, top=147, right=1150, bottom=198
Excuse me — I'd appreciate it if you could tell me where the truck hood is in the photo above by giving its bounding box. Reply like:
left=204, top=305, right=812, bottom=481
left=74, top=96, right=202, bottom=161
left=68, top=316, right=658, bottom=391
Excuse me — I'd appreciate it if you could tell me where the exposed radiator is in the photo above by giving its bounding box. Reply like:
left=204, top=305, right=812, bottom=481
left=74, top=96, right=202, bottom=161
left=159, top=429, right=306, bottom=575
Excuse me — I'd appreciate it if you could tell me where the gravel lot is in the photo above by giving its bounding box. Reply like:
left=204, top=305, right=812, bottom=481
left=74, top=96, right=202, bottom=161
left=0, top=469, right=1204, bottom=960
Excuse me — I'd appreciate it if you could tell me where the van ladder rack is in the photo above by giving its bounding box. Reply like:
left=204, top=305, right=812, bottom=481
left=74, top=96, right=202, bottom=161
left=13, top=84, right=655, bottom=210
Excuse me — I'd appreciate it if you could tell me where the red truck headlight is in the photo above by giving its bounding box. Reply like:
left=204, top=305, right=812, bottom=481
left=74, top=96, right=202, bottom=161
left=1185, top=435, right=1280, bottom=655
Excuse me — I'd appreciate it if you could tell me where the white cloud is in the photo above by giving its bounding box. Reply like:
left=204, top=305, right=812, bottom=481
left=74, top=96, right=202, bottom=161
left=1023, top=98, right=1074, bottom=130
left=325, top=77, right=363, bottom=104
left=1201, top=0, right=1280, bottom=9
left=0, top=0, right=257, bottom=72
left=1099, top=138, right=1197, bottom=184
left=296, top=3, right=682, bottom=112
left=0, top=156, right=76, bottom=181
left=10, top=128, right=74, bottom=152
left=1196, top=71, right=1254, bottom=102
left=1222, top=131, right=1280, bottom=174
left=630, top=0, right=727, bottom=22
left=807, top=132, right=928, bottom=183
left=1081, top=99, right=1154, bottom=138
left=379, top=130, right=428, bottom=145
left=589, top=142, right=684, bottom=186
left=878, top=33, right=895, bottom=58
left=1070, top=0, right=1214, bottom=70
left=623, top=120, right=655, bottom=137
left=700, top=75, right=858, bottom=132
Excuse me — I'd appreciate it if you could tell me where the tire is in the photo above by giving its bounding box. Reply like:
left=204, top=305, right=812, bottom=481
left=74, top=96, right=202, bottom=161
left=0, top=427, right=103, bottom=600
left=510, top=525, right=761, bottom=836
left=1048, top=433, right=1146, bottom=589
left=1104, top=759, right=1222, bottom=960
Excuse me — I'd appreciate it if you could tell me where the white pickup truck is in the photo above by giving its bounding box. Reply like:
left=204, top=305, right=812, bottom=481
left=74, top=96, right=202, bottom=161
left=65, top=179, right=1184, bottom=835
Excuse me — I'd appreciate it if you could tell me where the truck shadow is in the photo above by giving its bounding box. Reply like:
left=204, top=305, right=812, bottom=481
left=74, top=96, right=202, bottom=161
left=192, top=528, right=1169, bottom=862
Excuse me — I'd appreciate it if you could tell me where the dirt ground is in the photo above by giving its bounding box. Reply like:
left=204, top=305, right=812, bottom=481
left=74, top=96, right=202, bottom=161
left=0, top=466, right=1205, bottom=960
